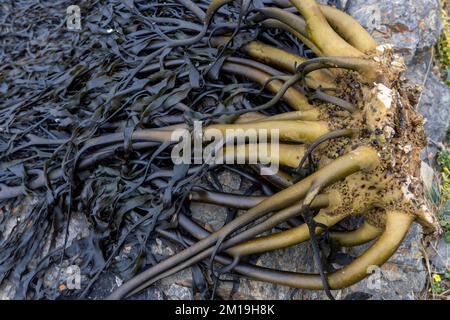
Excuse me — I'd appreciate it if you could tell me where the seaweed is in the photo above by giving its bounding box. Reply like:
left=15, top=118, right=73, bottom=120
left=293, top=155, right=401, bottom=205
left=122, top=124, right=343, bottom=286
left=0, top=0, right=436, bottom=301
left=0, top=0, right=311, bottom=299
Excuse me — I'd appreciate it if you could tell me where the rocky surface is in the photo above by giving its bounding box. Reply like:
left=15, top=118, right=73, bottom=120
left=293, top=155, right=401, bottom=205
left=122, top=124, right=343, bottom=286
left=429, top=238, right=450, bottom=274
left=347, top=0, right=442, bottom=62
left=405, top=50, right=450, bottom=149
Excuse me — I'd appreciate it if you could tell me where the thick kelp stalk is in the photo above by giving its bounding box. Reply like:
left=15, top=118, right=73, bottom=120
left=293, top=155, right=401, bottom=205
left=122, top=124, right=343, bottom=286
left=0, top=0, right=438, bottom=299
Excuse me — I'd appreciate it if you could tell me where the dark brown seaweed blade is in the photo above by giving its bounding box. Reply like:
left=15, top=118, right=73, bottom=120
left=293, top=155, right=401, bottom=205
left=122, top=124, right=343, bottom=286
left=0, top=0, right=319, bottom=299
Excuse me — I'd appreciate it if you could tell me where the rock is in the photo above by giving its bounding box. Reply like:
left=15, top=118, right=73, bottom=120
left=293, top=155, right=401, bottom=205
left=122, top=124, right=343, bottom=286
left=87, top=1, right=447, bottom=301
left=0, top=197, right=39, bottom=241
left=142, top=239, right=194, bottom=300
left=347, top=0, right=442, bottom=62
left=234, top=244, right=316, bottom=300
left=0, top=280, right=15, bottom=300
left=87, top=241, right=187, bottom=300
left=130, top=287, right=165, bottom=300
left=54, top=211, right=90, bottom=250
left=420, top=161, right=436, bottom=192
left=429, top=238, right=450, bottom=273
left=190, top=202, right=228, bottom=232
left=86, top=271, right=165, bottom=300
left=151, top=238, right=175, bottom=257
left=165, top=284, right=193, bottom=300
left=405, top=50, right=450, bottom=147
left=165, top=145, right=432, bottom=301
left=190, top=170, right=244, bottom=231
left=214, top=170, right=242, bottom=191
left=156, top=266, right=194, bottom=300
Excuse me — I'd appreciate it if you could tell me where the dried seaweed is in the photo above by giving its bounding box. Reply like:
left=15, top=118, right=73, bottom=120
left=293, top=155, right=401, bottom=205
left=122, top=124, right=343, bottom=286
left=0, top=0, right=313, bottom=299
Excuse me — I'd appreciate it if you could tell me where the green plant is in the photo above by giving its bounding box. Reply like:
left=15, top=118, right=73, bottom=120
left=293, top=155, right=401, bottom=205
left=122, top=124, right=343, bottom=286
left=437, top=145, right=450, bottom=243
left=437, top=1, right=450, bottom=86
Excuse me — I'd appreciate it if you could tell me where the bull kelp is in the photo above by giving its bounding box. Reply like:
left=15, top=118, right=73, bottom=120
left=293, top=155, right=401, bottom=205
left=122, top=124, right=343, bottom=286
left=0, top=0, right=439, bottom=300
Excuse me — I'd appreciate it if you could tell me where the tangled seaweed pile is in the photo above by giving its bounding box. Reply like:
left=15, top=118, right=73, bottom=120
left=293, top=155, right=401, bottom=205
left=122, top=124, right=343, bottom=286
left=0, top=0, right=439, bottom=299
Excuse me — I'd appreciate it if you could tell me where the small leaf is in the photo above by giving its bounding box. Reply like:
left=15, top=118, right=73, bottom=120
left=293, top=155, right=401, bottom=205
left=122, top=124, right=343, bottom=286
left=444, top=231, right=450, bottom=244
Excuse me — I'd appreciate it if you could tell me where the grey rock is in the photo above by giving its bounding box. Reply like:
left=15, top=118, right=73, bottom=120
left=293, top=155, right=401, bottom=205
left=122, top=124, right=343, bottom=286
left=53, top=211, right=90, bottom=251
left=429, top=238, right=450, bottom=273
left=235, top=244, right=316, bottom=300
left=158, top=266, right=194, bottom=300
left=347, top=0, right=442, bottom=61
left=420, top=161, right=436, bottom=192
left=214, top=170, right=242, bottom=191
left=0, top=280, right=16, bottom=300
left=404, top=50, right=450, bottom=146
left=191, top=202, right=228, bottom=232
left=146, top=240, right=194, bottom=300
left=191, top=170, right=244, bottom=231
left=87, top=271, right=165, bottom=300
left=165, top=284, right=193, bottom=300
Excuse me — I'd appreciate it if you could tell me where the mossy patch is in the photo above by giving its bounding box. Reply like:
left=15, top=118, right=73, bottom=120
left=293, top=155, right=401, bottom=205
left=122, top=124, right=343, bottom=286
left=437, top=0, right=450, bottom=86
